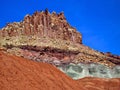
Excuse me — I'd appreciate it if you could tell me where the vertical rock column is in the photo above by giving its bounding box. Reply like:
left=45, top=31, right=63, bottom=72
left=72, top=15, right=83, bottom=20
left=24, top=15, right=31, bottom=35
left=33, top=12, right=39, bottom=35
left=42, top=14, right=47, bottom=37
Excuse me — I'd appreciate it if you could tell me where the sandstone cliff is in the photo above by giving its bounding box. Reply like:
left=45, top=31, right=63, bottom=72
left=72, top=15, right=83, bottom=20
left=0, top=10, right=120, bottom=68
left=0, top=9, right=82, bottom=44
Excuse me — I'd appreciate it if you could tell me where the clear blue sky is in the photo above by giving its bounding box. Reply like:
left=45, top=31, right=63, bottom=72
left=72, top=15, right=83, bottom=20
left=0, top=0, right=120, bottom=55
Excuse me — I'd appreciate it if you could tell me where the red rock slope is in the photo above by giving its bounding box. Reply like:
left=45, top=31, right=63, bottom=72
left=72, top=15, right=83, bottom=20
left=0, top=51, right=120, bottom=90
left=0, top=51, right=84, bottom=90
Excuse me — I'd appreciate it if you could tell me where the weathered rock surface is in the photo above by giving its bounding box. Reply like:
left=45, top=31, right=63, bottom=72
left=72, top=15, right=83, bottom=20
left=0, top=9, right=82, bottom=44
left=58, top=63, right=120, bottom=79
left=104, top=52, right=120, bottom=65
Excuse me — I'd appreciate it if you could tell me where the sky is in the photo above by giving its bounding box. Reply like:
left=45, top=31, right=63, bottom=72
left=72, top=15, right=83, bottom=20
left=0, top=0, right=120, bottom=55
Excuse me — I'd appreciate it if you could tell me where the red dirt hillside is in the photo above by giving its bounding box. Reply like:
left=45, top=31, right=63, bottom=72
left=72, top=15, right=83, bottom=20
left=0, top=51, right=85, bottom=90
left=0, top=51, right=120, bottom=90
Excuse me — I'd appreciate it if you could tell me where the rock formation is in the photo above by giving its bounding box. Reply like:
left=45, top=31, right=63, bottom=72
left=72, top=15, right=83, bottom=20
left=0, top=9, right=82, bottom=44
left=0, top=10, right=120, bottom=77
left=0, top=10, right=120, bottom=89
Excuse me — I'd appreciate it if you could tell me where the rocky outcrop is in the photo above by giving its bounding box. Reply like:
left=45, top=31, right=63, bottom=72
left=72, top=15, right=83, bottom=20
left=104, top=52, right=120, bottom=64
left=0, top=10, right=120, bottom=68
left=0, top=9, right=82, bottom=44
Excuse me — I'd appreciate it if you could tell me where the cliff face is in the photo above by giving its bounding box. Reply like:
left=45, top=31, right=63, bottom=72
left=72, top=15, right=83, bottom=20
left=0, top=10, right=120, bottom=68
left=0, top=9, right=82, bottom=44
